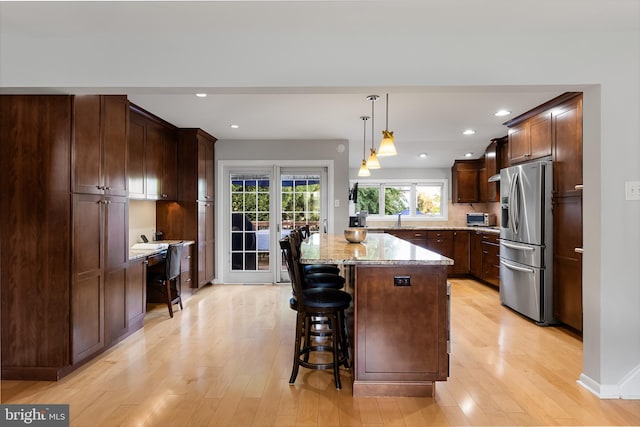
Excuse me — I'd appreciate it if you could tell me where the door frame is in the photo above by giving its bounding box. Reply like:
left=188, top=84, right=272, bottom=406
left=217, top=159, right=335, bottom=284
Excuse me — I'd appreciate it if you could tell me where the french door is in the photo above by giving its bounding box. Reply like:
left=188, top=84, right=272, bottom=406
left=222, top=165, right=328, bottom=284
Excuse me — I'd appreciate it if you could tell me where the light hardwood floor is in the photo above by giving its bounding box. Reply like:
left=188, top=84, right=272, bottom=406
left=2, top=279, right=640, bottom=426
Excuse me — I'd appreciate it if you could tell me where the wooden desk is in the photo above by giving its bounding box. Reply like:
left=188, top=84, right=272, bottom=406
left=301, top=232, right=453, bottom=397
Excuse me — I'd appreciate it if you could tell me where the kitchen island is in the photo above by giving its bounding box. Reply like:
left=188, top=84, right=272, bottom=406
left=300, top=232, right=453, bottom=397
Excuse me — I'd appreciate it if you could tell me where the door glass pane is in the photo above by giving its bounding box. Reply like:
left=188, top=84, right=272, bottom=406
left=231, top=174, right=270, bottom=271
left=281, top=175, right=321, bottom=233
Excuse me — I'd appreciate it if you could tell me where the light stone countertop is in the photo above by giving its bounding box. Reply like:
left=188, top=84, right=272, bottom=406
left=128, top=239, right=195, bottom=261
left=300, top=232, right=453, bottom=266
left=367, top=226, right=500, bottom=234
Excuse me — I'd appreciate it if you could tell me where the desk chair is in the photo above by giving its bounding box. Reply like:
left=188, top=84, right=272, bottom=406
left=280, top=235, right=351, bottom=389
left=147, top=242, right=183, bottom=318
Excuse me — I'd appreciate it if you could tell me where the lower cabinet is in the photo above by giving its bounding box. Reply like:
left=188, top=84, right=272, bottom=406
left=126, top=258, right=147, bottom=330
left=470, top=230, right=500, bottom=287
left=426, top=231, right=454, bottom=275
left=452, top=231, right=470, bottom=275
left=386, top=229, right=427, bottom=248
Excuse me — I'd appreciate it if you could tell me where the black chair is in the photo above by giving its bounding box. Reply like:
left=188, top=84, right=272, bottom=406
left=289, top=228, right=345, bottom=289
left=147, top=242, right=184, bottom=318
left=280, top=235, right=351, bottom=389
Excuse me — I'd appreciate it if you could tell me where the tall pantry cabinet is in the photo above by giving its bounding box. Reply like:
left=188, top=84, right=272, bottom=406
left=156, top=128, right=217, bottom=290
left=0, top=95, right=134, bottom=380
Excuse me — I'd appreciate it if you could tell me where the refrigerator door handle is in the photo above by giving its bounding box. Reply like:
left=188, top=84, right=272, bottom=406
left=500, top=241, right=535, bottom=251
left=500, top=259, right=535, bottom=274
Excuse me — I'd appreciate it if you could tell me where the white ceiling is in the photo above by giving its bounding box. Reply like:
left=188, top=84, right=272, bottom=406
left=126, top=87, right=568, bottom=169
left=1, top=0, right=634, bottom=169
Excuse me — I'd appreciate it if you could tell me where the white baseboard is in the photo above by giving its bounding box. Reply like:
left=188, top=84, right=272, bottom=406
left=578, top=365, right=640, bottom=399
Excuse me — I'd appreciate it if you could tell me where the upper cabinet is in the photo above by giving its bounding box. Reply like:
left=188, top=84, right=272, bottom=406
left=452, top=136, right=506, bottom=204
left=73, top=95, right=129, bottom=196
left=128, top=104, right=178, bottom=200
left=451, top=159, right=482, bottom=203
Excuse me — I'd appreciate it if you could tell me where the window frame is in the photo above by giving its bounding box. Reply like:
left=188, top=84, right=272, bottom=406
left=351, top=178, right=448, bottom=222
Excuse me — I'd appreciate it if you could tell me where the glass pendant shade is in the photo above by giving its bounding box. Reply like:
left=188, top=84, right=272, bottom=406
left=378, top=130, right=397, bottom=156
left=358, top=159, right=371, bottom=176
left=366, top=148, right=381, bottom=169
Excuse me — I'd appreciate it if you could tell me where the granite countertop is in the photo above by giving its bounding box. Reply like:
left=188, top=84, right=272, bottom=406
left=368, top=226, right=500, bottom=234
left=301, top=232, right=453, bottom=266
left=129, top=239, right=195, bottom=261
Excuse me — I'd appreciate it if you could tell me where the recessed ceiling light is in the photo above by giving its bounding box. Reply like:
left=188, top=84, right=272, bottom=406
left=419, top=153, right=428, bottom=158
left=195, top=93, right=207, bottom=98
left=464, top=152, right=474, bottom=158
left=230, top=124, right=239, bottom=129
left=463, top=129, right=476, bottom=135
left=494, top=109, right=511, bottom=117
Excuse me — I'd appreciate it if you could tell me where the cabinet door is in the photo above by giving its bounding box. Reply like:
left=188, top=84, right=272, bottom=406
left=452, top=231, right=469, bottom=275
left=128, top=112, right=146, bottom=198
left=102, top=96, right=128, bottom=197
left=355, top=265, right=449, bottom=382
left=452, top=160, right=481, bottom=203
left=104, top=196, right=128, bottom=343
left=508, top=124, right=529, bottom=164
left=72, top=194, right=105, bottom=364
left=197, top=202, right=215, bottom=286
left=553, top=196, right=583, bottom=331
left=481, top=242, right=500, bottom=287
left=528, top=111, right=552, bottom=161
left=145, top=124, right=164, bottom=199
left=198, top=136, right=215, bottom=201
left=553, top=98, right=583, bottom=194
left=126, top=258, right=147, bottom=329
left=162, top=131, right=178, bottom=200
left=469, top=231, right=483, bottom=277
left=72, top=95, right=103, bottom=195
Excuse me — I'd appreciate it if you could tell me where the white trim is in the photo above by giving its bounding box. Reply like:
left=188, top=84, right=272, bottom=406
left=350, top=178, right=449, bottom=221
left=578, top=367, right=640, bottom=399
left=218, top=159, right=334, bottom=284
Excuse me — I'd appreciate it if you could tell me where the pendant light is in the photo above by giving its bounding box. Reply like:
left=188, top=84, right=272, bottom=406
left=365, top=95, right=381, bottom=169
left=378, top=93, right=397, bottom=156
left=358, top=116, right=371, bottom=177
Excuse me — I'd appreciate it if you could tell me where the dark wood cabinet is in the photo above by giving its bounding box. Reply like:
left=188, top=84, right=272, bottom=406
left=481, top=137, right=506, bottom=203
left=73, top=95, right=129, bottom=197
left=469, top=230, right=500, bottom=287
left=157, top=128, right=217, bottom=291
left=470, top=231, right=483, bottom=277
left=126, top=258, right=147, bottom=330
left=1, top=95, right=135, bottom=380
left=128, top=105, right=178, bottom=200
left=354, top=265, right=449, bottom=385
left=481, top=233, right=500, bottom=287
left=507, top=111, right=552, bottom=164
left=452, top=230, right=470, bottom=275
left=551, top=93, right=583, bottom=332
left=1, top=95, right=73, bottom=380
left=180, top=244, right=194, bottom=291
left=451, top=159, right=482, bottom=203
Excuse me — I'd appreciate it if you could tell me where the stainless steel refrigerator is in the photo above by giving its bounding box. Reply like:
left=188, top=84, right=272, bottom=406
left=499, top=159, right=556, bottom=325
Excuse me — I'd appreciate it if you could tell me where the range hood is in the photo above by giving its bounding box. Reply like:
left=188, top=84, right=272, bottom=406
left=488, top=173, right=501, bottom=182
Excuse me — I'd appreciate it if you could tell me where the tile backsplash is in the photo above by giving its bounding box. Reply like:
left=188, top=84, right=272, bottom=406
left=366, top=201, right=500, bottom=228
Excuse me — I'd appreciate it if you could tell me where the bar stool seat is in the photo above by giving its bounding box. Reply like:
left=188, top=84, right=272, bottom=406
left=280, top=236, right=351, bottom=389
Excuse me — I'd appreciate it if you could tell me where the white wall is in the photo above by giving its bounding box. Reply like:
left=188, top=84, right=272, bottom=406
left=1, top=0, right=639, bottom=398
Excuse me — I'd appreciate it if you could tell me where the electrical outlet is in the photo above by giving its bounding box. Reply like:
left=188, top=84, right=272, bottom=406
left=334, top=199, right=340, bottom=207
left=394, top=275, right=411, bottom=286
left=625, top=181, right=640, bottom=200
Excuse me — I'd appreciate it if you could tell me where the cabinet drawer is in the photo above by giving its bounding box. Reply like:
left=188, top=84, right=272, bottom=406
left=427, top=230, right=453, bottom=240
left=428, top=238, right=453, bottom=257
left=181, top=247, right=193, bottom=272
left=481, top=232, right=500, bottom=245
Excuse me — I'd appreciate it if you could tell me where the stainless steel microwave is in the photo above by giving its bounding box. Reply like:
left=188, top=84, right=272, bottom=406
left=466, top=213, right=496, bottom=227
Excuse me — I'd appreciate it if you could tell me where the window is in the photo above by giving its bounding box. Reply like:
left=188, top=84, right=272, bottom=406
left=353, top=179, right=447, bottom=220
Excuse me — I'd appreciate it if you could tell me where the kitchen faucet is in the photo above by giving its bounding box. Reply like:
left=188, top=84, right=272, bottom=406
left=396, top=213, right=402, bottom=227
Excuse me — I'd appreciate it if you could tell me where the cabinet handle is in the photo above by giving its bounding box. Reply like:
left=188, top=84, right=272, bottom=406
left=105, top=186, right=111, bottom=191
left=575, top=248, right=584, bottom=254
left=184, top=278, right=191, bottom=282
left=575, top=184, right=584, bottom=190
left=162, top=193, right=168, bottom=198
